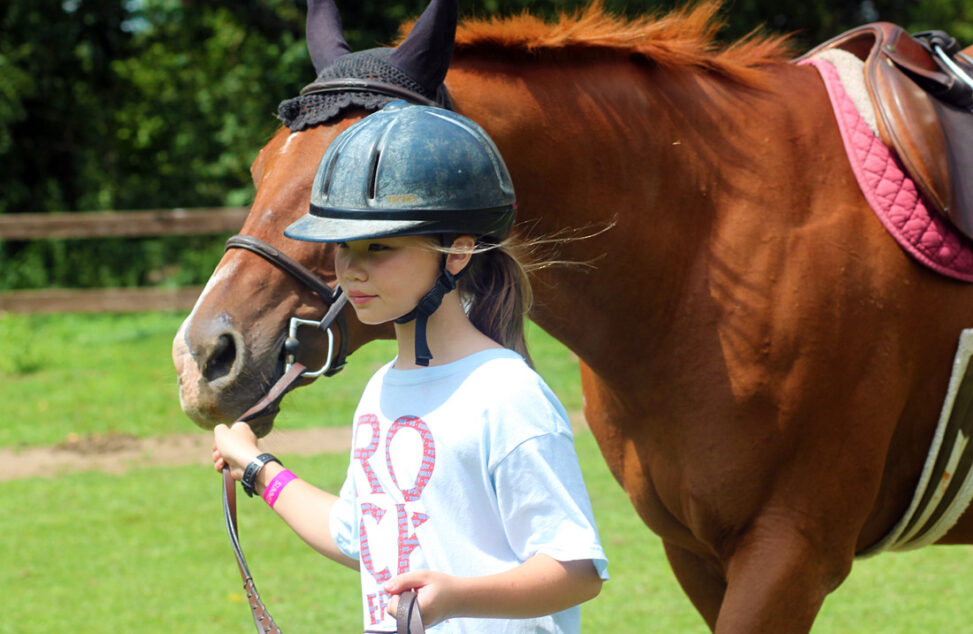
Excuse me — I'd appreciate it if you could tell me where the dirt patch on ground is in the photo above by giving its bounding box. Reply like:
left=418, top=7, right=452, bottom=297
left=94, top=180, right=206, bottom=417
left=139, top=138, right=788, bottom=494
left=0, top=427, right=352, bottom=482
left=1, top=413, right=587, bottom=482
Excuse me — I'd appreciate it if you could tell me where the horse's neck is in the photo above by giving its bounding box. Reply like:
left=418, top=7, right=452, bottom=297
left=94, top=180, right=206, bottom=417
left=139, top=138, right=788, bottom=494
left=448, top=55, right=785, bottom=383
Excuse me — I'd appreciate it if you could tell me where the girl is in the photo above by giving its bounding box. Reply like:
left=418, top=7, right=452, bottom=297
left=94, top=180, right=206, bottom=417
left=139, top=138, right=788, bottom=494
left=213, top=102, right=608, bottom=633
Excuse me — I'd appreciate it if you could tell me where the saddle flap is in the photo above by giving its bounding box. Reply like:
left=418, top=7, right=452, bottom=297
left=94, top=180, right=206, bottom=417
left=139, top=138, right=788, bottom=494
left=801, top=24, right=973, bottom=239
left=866, top=30, right=951, bottom=215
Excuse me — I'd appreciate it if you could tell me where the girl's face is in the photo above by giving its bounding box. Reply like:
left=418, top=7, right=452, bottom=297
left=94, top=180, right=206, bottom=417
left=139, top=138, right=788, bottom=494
left=334, top=235, right=441, bottom=325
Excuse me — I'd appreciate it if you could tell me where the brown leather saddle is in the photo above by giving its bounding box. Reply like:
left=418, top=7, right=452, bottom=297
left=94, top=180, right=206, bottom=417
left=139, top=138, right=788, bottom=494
left=799, top=23, right=973, bottom=238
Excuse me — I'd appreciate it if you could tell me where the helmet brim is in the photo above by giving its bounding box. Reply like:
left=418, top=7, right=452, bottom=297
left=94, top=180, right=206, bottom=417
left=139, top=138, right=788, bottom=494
left=284, top=214, right=438, bottom=243
left=285, top=204, right=515, bottom=243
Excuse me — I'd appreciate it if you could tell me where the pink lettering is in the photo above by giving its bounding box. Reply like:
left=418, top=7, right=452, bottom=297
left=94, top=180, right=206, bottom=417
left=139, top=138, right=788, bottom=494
left=385, top=416, right=436, bottom=501
left=366, top=591, right=390, bottom=625
left=354, top=414, right=384, bottom=494
left=395, top=504, right=429, bottom=575
left=355, top=414, right=438, bottom=600
left=359, top=503, right=391, bottom=584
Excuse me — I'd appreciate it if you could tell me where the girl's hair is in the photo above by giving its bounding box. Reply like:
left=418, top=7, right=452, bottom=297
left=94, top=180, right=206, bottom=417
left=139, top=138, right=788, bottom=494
left=439, top=234, right=535, bottom=367
left=436, top=221, right=608, bottom=367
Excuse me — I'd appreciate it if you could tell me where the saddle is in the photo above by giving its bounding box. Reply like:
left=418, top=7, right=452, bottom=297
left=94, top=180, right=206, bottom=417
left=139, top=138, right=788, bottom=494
left=799, top=23, right=973, bottom=238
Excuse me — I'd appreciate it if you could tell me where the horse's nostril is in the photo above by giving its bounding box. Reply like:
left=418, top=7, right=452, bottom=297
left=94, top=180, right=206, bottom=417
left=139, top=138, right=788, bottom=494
left=204, top=334, right=237, bottom=382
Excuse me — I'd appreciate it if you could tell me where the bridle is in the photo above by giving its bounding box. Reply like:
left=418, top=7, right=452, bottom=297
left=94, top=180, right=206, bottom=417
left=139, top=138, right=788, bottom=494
left=217, top=76, right=442, bottom=634
left=225, top=234, right=350, bottom=379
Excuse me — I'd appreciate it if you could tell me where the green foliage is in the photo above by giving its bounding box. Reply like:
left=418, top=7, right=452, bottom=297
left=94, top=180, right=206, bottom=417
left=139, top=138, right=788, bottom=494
left=0, top=234, right=230, bottom=291
left=907, top=0, right=973, bottom=41
left=4, top=0, right=971, bottom=215
left=1, top=0, right=971, bottom=288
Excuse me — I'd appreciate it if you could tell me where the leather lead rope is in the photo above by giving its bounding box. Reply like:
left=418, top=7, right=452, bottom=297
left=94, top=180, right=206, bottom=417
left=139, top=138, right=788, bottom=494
left=222, top=361, right=307, bottom=633
left=396, top=591, right=425, bottom=634
left=224, top=467, right=283, bottom=633
left=220, top=362, right=425, bottom=633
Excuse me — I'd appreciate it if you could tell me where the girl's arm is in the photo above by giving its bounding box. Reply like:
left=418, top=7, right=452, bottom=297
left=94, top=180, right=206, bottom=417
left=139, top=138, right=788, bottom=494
left=213, top=422, right=358, bottom=570
left=383, top=554, right=602, bottom=626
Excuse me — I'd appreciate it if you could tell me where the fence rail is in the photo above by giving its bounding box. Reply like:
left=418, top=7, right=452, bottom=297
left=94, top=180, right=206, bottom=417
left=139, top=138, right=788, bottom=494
left=0, top=207, right=249, bottom=314
left=0, top=207, right=248, bottom=240
left=0, top=287, right=207, bottom=314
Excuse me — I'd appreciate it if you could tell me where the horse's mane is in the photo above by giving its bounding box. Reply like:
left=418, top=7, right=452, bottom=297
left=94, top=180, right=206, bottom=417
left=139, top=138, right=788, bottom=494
left=403, top=1, right=793, bottom=84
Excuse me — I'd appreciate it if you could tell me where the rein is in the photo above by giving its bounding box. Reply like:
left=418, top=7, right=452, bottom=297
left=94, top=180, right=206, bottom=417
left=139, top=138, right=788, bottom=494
left=222, top=362, right=307, bottom=634
left=219, top=273, right=352, bottom=631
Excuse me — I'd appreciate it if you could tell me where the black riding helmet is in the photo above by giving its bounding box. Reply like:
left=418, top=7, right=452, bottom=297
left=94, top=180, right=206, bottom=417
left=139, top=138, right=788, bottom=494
left=285, top=101, right=517, bottom=366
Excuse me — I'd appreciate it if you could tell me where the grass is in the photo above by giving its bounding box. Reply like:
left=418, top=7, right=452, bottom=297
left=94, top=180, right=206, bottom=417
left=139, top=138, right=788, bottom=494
left=0, top=313, right=581, bottom=448
left=4, top=431, right=973, bottom=633
left=1, top=434, right=694, bottom=633
left=2, top=311, right=973, bottom=632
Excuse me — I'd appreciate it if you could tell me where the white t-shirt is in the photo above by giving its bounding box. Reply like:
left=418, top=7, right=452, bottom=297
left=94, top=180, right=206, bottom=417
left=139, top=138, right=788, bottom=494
left=329, top=348, right=609, bottom=633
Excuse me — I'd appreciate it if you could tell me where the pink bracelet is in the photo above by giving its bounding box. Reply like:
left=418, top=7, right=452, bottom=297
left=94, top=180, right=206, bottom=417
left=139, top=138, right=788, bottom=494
left=263, top=469, right=298, bottom=508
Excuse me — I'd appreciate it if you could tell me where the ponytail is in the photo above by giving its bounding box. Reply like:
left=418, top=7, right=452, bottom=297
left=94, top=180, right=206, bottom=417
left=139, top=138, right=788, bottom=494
left=456, top=239, right=534, bottom=368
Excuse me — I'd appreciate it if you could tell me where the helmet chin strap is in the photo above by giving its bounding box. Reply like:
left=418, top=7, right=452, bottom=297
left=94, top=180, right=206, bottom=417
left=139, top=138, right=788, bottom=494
left=395, top=264, right=465, bottom=366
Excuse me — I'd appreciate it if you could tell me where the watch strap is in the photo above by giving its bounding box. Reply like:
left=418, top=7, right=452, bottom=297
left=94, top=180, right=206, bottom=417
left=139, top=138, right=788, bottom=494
left=241, top=453, right=281, bottom=497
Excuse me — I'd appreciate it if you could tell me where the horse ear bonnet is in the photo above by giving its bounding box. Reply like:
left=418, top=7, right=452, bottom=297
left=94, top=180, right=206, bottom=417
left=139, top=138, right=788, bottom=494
left=278, top=48, right=452, bottom=131
left=279, top=0, right=456, bottom=131
left=285, top=102, right=516, bottom=244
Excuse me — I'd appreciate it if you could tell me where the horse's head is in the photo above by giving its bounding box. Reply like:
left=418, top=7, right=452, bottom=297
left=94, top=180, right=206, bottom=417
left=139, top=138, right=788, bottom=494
left=172, top=0, right=457, bottom=436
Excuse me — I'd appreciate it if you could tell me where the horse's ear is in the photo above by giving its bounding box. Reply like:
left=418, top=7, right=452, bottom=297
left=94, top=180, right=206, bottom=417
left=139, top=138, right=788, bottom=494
left=307, top=0, right=352, bottom=75
left=389, top=0, right=457, bottom=91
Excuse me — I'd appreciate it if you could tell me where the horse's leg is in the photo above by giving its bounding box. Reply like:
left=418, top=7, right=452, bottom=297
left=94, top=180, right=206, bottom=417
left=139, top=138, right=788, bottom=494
left=714, top=522, right=853, bottom=633
left=662, top=541, right=725, bottom=631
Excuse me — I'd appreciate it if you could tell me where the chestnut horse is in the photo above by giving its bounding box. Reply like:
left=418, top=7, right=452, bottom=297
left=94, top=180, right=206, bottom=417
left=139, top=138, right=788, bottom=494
left=172, top=1, right=973, bottom=631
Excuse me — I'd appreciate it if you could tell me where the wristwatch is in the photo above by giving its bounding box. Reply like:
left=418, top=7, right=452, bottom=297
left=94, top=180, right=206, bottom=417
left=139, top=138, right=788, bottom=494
left=241, top=453, right=282, bottom=497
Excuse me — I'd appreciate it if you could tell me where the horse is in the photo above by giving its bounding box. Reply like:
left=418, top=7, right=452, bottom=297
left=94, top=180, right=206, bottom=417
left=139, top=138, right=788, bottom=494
left=172, top=1, right=973, bottom=631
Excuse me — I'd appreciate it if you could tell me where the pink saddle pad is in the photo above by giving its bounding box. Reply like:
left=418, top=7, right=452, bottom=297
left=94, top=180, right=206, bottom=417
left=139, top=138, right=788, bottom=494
left=800, top=57, right=973, bottom=282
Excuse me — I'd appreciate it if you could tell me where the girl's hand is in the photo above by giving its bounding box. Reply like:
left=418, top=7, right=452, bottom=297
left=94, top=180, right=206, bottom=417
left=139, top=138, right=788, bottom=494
left=384, top=570, right=462, bottom=627
left=384, top=556, right=602, bottom=625
left=212, top=421, right=260, bottom=480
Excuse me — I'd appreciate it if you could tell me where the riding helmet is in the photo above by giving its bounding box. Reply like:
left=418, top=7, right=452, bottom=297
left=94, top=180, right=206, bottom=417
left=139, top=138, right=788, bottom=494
left=284, top=102, right=517, bottom=367
left=284, top=101, right=516, bottom=243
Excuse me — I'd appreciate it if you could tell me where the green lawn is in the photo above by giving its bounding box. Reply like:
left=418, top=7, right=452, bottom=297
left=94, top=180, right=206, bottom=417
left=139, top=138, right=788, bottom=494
left=2, top=311, right=973, bottom=632
left=3, top=430, right=973, bottom=633
left=0, top=312, right=581, bottom=447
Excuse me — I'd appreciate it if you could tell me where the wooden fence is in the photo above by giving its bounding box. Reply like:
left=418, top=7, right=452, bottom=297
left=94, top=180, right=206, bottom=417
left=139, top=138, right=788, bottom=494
left=0, top=207, right=249, bottom=314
